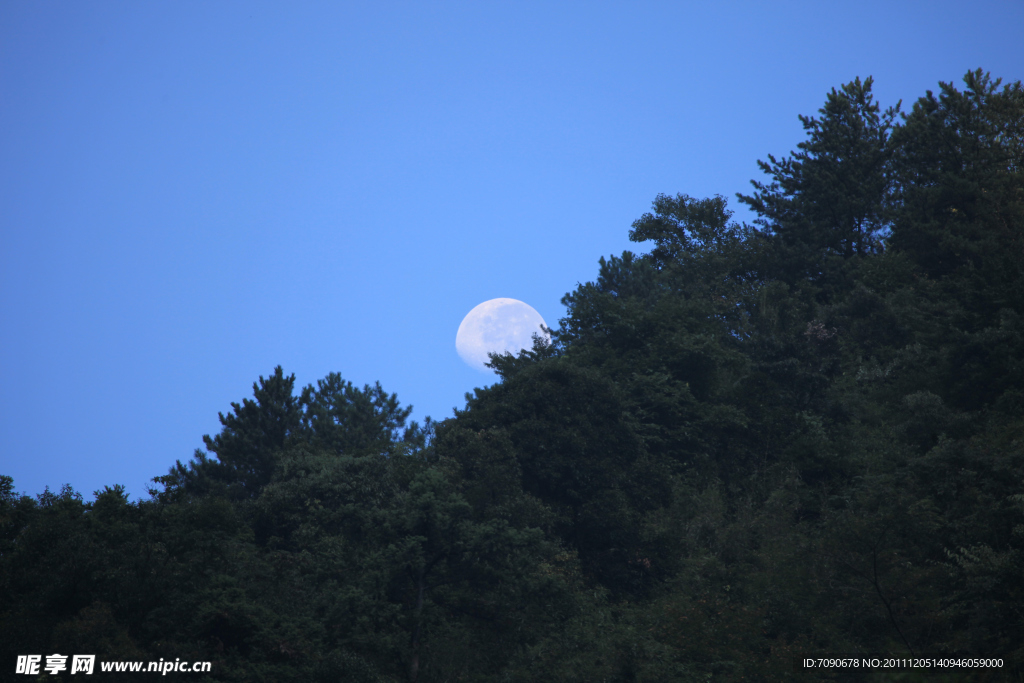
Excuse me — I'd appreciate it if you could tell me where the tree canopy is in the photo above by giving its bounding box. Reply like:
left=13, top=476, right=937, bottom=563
left=3, top=70, right=1022, bottom=682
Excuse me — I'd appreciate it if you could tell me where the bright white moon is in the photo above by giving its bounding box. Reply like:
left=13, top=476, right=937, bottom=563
left=456, top=298, right=549, bottom=372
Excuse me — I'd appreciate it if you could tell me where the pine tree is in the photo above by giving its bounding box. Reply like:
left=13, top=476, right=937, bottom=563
left=739, top=77, right=898, bottom=295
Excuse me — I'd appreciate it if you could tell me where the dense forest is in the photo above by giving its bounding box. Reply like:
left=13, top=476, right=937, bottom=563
left=3, top=70, right=1023, bottom=682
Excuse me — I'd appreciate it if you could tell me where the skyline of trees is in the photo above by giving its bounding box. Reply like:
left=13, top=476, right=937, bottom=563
left=3, top=69, right=1022, bottom=682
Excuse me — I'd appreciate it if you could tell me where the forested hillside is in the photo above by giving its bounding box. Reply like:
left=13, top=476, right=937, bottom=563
left=3, top=70, right=1022, bottom=682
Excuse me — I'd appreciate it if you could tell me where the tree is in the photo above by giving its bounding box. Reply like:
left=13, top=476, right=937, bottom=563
left=300, top=372, right=427, bottom=455
left=7, top=70, right=1024, bottom=683
left=739, top=77, right=898, bottom=295
left=156, top=367, right=428, bottom=502
left=889, top=69, right=1024, bottom=323
left=456, top=359, right=674, bottom=594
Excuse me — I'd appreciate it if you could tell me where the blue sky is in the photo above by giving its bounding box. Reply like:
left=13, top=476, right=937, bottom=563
left=2, top=1, right=1022, bottom=500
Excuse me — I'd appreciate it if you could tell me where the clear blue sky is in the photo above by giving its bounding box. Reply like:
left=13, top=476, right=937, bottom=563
left=2, top=1, right=1022, bottom=500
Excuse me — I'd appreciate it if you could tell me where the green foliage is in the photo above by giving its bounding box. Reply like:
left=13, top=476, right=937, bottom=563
left=3, top=69, right=1022, bottom=681
left=739, top=76, right=899, bottom=305
left=455, top=360, right=672, bottom=594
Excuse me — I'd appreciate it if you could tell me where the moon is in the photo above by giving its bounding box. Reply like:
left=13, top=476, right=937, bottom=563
left=456, top=298, right=549, bottom=372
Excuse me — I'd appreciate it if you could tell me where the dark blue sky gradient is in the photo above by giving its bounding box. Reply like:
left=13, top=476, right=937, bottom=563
left=2, top=1, right=1022, bottom=499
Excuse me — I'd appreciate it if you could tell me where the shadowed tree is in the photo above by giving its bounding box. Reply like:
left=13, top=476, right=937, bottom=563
left=739, top=77, right=898, bottom=297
